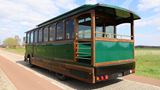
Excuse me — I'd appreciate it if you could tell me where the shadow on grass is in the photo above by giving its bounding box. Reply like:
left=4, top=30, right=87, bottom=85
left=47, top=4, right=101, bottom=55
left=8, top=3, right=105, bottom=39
left=16, top=60, right=122, bottom=89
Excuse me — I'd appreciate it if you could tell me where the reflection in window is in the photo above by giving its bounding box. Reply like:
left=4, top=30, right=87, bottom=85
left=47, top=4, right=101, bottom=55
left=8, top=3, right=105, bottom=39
left=34, top=30, right=38, bottom=43
left=44, top=27, right=49, bottom=42
left=39, top=28, right=43, bottom=42
left=49, top=23, right=56, bottom=41
left=78, top=16, right=91, bottom=39
left=66, top=19, right=74, bottom=39
left=30, top=31, right=34, bottom=43
left=26, top=33, right=29, bottom=44
left=56, top=21, right=64, bottom=40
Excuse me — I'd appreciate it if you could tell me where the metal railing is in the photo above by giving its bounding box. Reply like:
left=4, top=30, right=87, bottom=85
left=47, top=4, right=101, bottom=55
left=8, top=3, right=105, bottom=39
left=77, top=31, right=133, bottom=40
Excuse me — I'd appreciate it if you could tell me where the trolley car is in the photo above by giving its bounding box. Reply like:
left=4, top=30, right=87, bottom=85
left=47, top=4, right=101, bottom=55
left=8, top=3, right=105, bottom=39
left=25, top=4, right=140, bottom=83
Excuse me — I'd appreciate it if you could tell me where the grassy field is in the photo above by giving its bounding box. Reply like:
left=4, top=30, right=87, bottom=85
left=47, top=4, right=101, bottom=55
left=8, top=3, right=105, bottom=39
left=3, top=47, right=25, bottom=55
left=1, top=47, right=160, bottom=79
left=135, top=48, right=160, bottom=79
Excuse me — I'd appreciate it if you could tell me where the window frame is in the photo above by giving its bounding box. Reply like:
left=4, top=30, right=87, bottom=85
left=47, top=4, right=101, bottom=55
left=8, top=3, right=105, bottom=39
left=65, top=18, right=74, bottom=40
left=49, top=23, right=56, bottom=42
left=43, top=26, right=49, bottom=42
left=56, top=20, right=65, bottom=41
left=34, top=30, right=38, bottom=43
left=38, top=28, right=43, bottom=43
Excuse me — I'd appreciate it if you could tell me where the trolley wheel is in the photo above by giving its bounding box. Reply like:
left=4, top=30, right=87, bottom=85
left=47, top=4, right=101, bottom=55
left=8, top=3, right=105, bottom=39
left=28, top=57, right=34, bottom=67
left=56, top=73, right=67, bottom=81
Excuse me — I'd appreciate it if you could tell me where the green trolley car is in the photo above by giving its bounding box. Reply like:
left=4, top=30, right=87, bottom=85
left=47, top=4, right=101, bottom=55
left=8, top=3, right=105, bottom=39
left=25, top=4, right=140, bottom=83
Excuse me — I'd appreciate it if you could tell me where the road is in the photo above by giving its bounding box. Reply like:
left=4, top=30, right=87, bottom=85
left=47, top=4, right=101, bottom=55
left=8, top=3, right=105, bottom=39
left=0, top=49, right=160, bottom=90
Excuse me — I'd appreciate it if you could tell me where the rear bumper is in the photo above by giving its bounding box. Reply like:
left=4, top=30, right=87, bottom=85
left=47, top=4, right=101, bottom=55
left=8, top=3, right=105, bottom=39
left=95, top=61, right=135, bottom=82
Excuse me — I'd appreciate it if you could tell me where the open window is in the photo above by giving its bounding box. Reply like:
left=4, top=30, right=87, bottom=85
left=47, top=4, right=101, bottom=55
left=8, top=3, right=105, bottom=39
left=78, top=13, right=91, bottom=39
left=95, top=11, right=133, bottom=40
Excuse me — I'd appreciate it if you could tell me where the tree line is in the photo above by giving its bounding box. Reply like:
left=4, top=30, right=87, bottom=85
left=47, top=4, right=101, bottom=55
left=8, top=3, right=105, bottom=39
left=1, top=35, right=23, bottom=48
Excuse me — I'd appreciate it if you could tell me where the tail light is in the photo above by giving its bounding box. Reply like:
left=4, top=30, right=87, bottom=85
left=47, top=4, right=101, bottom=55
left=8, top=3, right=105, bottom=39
left=96, top=76, right=100, bottom=81
left=101, top=76, right=104, bottom=80
left=130, top=69, right=135, bottom=73
left=96, top=75, right=109, bottom=81
left=105, top=75, right=108, bottom=80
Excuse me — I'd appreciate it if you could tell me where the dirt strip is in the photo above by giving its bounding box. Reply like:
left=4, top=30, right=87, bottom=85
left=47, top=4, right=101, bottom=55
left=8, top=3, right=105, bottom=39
left=124, top=74, right=160, bottom=87
left=0, top=55, right=62, bottom=90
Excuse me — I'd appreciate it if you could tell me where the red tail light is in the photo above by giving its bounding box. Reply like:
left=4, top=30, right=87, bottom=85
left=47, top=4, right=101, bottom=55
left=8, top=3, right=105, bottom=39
left=101, top=76, right=104, bottom=80
left=105, top=75, right=108, bottom=80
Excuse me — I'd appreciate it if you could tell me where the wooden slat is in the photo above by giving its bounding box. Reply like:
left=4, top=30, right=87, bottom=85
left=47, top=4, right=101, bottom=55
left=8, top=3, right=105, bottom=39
left=96, top=37, right=134, bottom=43
left=91, top=10, right=96, bottom=66
left=74, top=16, right=78, bottom=62
left=95, top=59, right=135, bottom=67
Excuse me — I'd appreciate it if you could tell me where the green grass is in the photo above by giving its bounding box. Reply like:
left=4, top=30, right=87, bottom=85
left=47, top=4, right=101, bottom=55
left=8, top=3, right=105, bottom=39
left=4, top=47, right=25, bottom=55
left=135, top=48, right=160, bottom=79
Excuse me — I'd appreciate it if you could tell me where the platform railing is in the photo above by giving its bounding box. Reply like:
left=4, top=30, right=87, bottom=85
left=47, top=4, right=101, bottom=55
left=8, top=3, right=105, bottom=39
left=95, top=32, right=133, bottom=39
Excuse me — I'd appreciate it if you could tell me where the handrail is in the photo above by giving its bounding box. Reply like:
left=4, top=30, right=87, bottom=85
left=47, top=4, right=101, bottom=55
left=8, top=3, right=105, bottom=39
left=77, top=31, right=133, bottom=37
left=96, top=32, right=133, bottom=38
left=77, top=31, right=133, bottom=40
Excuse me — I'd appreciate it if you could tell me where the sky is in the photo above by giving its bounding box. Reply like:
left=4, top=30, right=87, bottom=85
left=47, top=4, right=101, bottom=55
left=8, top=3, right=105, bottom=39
left=0, top=0, right=160, bottom=46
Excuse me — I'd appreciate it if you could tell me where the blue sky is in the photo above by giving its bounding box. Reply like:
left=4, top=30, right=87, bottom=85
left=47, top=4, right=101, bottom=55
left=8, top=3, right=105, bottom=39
left=0, top=0, right=160, bottom=46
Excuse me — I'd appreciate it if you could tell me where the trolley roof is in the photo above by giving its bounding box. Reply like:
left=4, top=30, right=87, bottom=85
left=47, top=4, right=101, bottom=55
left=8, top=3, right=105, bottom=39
left=26, top=4, right=140, bottom=32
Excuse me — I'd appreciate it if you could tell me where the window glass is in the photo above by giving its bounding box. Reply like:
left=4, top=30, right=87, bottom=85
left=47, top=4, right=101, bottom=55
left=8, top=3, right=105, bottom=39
left=34, top=30, right=38, bottom=43
left=49, top=23, right=56, bottom=41
left=30, top=31, right=34, bottom=43
left=44, top=27, right=49, bottom=42
left=66, top=19, right=74, bottom=39
left=105, top=26, right=114, bottom=38
left=39, top=28, right=43, bottom=42
left=26, top=33, right=29, bottom=43
left=56, top=21, right=64, bottom=40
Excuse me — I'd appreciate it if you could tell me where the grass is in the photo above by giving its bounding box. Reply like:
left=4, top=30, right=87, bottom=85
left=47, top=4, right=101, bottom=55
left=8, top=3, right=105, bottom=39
left=4, top=47, right=25, bottom=55
left=135, top=48, right=160, bottom=79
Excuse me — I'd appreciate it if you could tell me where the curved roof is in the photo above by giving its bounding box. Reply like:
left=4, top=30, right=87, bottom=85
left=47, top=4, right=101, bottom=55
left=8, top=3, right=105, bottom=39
left=37, top=4, right=140, bottom=27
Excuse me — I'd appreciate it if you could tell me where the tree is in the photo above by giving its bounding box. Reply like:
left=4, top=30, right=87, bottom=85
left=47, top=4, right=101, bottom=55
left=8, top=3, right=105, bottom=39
left=14, top=35, right=21, bottom=45
left=3, top=38, right=19, bottom=48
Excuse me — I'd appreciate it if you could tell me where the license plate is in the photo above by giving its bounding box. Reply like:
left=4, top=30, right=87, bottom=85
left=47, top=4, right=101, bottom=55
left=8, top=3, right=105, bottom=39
left=118, top=73, right=123, bottom=77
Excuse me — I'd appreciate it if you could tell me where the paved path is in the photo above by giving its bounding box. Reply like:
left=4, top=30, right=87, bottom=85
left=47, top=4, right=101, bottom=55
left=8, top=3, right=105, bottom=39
left=0, top=49, right=160, bottom=90
left=0, top=68, right=16, bottom=90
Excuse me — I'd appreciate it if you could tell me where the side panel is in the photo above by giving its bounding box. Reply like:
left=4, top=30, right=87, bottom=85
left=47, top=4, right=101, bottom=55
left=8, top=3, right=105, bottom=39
left=34, top=43, right=74, bottom=61
left=95, top=41, right=134, bottom=63
left=25, top=45, right=33, bottom=56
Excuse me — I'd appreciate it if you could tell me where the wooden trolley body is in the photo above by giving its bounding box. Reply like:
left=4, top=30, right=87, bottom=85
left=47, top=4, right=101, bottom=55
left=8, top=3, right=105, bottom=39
left=24, top=4, right=140, bottom=83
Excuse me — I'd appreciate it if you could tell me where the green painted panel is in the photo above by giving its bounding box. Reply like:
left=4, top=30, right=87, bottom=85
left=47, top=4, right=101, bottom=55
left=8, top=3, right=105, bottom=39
left=26, top=45, right=33, bottom=56
left=95, top=41, right=134, bottom=63
left=26, top=43, right=74, bottom=61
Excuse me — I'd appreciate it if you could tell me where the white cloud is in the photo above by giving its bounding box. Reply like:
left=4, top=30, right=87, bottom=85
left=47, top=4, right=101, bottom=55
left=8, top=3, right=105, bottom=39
left=138, top=0, right=160, bottom=11
left=85, top=0, right=97, bottom=4
left=0, top=0, right=79, bottom=42
left=135, top=12, right=160, bottom=29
